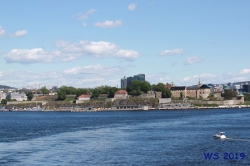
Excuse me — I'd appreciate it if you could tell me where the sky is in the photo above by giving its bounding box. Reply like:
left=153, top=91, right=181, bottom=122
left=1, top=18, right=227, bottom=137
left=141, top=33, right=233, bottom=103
left=1, top=0, right=250, bottom=89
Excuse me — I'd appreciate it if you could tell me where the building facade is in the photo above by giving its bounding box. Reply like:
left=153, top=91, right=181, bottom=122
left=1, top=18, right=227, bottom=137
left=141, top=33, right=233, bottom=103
left=77, top=94, right=91, bottom=100
left=0, top=92, right=6, bottom=101
left=6, top=92, right=27, bottom=101
left=121, top=76, right=127, bottom=89
left=242, top=85, right=250, bottom=93
left=121, top=74, right=145, bottom=89
left=168, top=80, right=211, bottom=99
left=114, top=90, right=128, bottom=99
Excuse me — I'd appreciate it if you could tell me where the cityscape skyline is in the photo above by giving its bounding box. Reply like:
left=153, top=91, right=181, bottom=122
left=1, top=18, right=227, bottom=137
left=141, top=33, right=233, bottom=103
left=1, top=1, right=250, bottom=89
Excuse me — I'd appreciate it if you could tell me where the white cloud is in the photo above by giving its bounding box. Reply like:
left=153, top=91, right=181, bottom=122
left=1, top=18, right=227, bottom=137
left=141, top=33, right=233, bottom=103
left=115, top=49, right=140, bottom=60
left=1, top=66, right=250, bottom=89
left=184, top=56, right=202, bottom=65
left=0, top=65, right=125, bottom=88
left=14, top=30, right=28, bottom=37
left=4, top=48, right=60, bottom=63
left=160, top=49, right=185, bottom=56
left=128, top=3, right=137, bottom=11
left=4, top=40, right=140, bottom=63
left=77, top=9, right=97, bottom=20
left=82, top=22, right=87, bottom=26
left=60, top=40, right=139, bottom=60
left=181, top=74, right=216, bottom=85
left=94, top=20, right=122, bottom=28
left=0, top=26, right=6, bottom=36
left=239, top=68, right=250, bottom=75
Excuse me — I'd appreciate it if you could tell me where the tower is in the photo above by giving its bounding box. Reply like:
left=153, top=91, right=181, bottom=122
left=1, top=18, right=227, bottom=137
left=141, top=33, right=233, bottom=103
left=198, top=78, right=202, bottom=88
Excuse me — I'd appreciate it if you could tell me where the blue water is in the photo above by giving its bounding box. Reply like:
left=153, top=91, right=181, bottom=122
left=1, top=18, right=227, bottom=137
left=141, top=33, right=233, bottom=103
left=0, top=109, right=250, bottom=165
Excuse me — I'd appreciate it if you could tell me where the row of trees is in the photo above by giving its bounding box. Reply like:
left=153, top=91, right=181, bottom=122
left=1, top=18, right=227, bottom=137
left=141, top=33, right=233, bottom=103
left=56, top=85, right=119, bottom=100
left=126, top=80, right=171, bottom=98
left=55, top=81, right=172, bottom=101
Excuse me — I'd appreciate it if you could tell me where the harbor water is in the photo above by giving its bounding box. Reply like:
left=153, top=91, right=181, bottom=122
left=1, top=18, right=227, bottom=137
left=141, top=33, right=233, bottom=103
left=0, top=109, right=250, bottom=165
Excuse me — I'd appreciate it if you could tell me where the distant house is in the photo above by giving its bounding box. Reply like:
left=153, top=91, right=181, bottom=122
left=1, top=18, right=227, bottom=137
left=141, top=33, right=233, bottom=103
left=114, top=90, right=128, bottom=99
left=6, top=92, right=27, bottom=101
left=77, top=94, right=91, bottom=101
left=49, top=92, right=57, bottom=96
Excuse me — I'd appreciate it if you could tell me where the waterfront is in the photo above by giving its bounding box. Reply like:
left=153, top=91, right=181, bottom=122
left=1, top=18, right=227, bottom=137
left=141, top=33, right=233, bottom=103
left=0, top=109, right=250, bottom=165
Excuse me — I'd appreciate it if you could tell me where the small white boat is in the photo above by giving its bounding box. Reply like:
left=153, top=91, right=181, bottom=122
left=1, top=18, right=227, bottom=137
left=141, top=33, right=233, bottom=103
left=214, top=132, right=226, bottom=139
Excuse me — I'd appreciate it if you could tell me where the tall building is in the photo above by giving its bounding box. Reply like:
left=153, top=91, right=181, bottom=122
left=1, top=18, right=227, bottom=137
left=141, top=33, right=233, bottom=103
left=242, top=85, right=250, bottom=93
left=134, top=74, right=145, bottom=82
left=121, top=74, right=145, bottom=89
left=121, top=76, right=127, bottom=89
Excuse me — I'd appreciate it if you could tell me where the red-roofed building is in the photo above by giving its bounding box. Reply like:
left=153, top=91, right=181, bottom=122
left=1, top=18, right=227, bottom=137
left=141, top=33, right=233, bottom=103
left=114, top=90, right=128, bottom=99
left=77, top=94, right=90, bottom=101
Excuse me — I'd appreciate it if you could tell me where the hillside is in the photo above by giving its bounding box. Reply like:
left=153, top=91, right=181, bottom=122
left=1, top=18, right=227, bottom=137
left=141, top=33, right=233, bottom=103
left=0, top=85, right=17, bottom=89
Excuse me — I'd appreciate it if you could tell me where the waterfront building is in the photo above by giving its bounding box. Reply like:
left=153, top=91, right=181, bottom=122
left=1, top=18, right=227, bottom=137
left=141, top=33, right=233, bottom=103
left=121, top=74, right=145, bottom=89
left=114, top=90, right=128, bottom=99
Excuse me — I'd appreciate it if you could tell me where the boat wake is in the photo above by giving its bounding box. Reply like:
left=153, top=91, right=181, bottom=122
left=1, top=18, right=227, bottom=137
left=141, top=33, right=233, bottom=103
left=225, top=138, right=250, bottom=142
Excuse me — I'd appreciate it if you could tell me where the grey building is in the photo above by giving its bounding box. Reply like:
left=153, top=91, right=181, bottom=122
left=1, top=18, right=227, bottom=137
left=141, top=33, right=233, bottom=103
left=6, top=92, right=27, bottom=101
left=242, top=85, right=250, bottom=93
left=121, top=74, right=145, bottom=89
left=121, top=76, right=127, bottom=89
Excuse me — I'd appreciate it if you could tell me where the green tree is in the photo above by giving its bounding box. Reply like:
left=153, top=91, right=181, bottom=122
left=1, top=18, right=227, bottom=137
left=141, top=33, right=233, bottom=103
left=151, top=84, right=157, bottom=91
left=91, top=88, right=100, bottom=98
left=108, top=87, right=118, bottom=98
left=76, top=88, right=88, bottom=97
left=40, top=86, right=50, bottom=95
left=1, top=99, right=7, bottom=105
left=155, top=83, right=172, bottom=98
left=59, top=86, right=76, bottom=95
left=155, top=83, right=165, bottom=92
left=180, top=92, right=183, bottom=100
left=244, top=94, right=250, bottom=101
left=223, top=89, right=237, bottom=100
left=140, top=81, right=151, bottom=93
left=26, top=92, right=34, bottom=101
left=127, top=80, right=142, bottom=96
left=57, top=90, right=66, bottom=100
left=162, top=88, right=172, bottom=98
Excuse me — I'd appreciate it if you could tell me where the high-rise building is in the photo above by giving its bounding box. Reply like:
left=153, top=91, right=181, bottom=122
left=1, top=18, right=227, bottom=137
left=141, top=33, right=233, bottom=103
left=134, top=74, right=145, bottom=82
left=121, top=74, right=145, bottom=89
left=242, top=85, right=250, bottom=93
left=121, top=76, right=127, bottom=89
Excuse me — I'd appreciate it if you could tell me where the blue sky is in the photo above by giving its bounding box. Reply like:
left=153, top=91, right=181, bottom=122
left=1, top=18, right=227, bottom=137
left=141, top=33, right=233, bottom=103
left=1, top=0, right=250, bottom=89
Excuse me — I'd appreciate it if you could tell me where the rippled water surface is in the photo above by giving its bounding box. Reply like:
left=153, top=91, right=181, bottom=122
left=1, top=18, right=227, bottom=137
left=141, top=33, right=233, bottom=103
left=0, top=109, right=250, bottom=165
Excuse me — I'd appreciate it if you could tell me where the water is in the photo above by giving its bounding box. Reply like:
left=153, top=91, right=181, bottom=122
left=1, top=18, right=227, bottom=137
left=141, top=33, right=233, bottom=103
left=0, top=109, right=250, bottom=165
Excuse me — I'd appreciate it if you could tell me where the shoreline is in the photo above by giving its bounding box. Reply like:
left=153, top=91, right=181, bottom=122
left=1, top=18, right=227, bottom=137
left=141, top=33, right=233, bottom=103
left=2, top=105, right=250, bottom=112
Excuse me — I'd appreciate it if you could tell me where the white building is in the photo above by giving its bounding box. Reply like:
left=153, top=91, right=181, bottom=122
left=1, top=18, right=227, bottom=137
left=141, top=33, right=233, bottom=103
left=6, top=92, right=27, bottom=101
left=77, top=94, right=91, bottom=101
left=0, top=92, right=6, bottom=101
left=114, top=90, right=128, bottom=99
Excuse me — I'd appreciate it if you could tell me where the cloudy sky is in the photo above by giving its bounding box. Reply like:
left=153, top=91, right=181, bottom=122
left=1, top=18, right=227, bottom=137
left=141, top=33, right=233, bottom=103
left=1, top=0, right=250, bottom=89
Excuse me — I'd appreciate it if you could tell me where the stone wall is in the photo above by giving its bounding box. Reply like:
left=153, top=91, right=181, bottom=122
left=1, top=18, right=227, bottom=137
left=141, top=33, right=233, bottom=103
left=159, top=98, right=171, bottom=104
left=7, top=101, right=45, bottom=105
left=188, top=99, right=243, bottom=105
